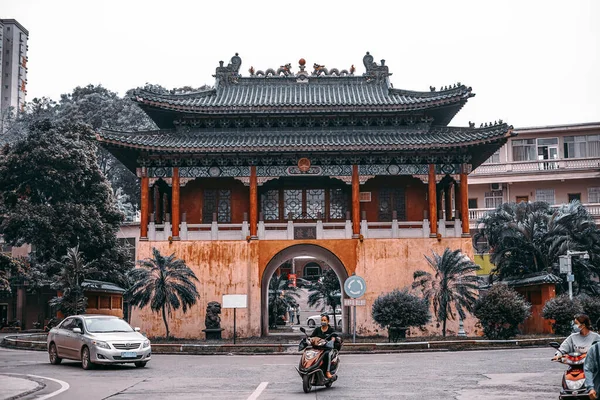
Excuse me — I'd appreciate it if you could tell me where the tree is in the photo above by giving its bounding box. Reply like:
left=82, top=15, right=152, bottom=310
left=0, top=120, right=132, bottom=286
left=126, top=248, right=200, bottom=338
left=49, top=246, right=95, bottom=316
left=412, top=248, right=480, bottom=337
left=473, top=201, right=600, bottom=294
left=372, top=288, right=430, bottom=341
left=579, top=295, right=600, bottom=330
left=268, top=274, right=299, bottom=328
left=542, top=294, right=583, bottom=335
left=473, top=284, right=531, bottom=339
left=0, top=253, right=28, bottom=293
left=307, top=269, right=342, bottom=330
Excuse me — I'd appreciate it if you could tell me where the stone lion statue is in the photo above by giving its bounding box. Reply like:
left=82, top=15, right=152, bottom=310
left=205, top=301, right=222, bottom=329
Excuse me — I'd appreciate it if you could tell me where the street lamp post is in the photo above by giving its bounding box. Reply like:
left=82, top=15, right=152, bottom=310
left=559, top=250, right=590, bottom=300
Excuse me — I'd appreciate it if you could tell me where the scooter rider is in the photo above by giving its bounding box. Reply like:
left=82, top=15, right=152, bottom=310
left=552, top=314, right=600, bottom=361
left=310, top=314, right=336, bottom=379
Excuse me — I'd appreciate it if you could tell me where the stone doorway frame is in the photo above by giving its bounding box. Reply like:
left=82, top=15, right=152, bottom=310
left=261, top=244, right=350, bottom=336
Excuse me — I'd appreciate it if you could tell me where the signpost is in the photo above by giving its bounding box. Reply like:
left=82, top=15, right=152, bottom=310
left=559, top=251, right=590, bottom=300
left=223, top=294, right=247, bottom=344
left=343, top=275, right=367, bottom=343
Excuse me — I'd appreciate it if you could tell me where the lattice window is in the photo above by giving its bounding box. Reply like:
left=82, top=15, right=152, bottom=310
left=378, top=188, right=406, bottom=221
left=261, top=190, right=279, bottom=221
left=535, top=188, right=555, bottom=205
left=330, top=188, right=348, bottom=220
left=306, top=189, right=325, bottom=219
left=284, top=189, right=302, bottom=220
left=203, top=189, right=231, bottom=223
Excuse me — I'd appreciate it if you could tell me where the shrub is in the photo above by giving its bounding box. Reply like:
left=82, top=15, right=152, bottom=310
left=542, top=294, right=583, bottom=335
left=473, top=284, right=531, bottom=339
left=372, top=288, right=431, bottom=341
left=579, top=295, right=600, bottom=329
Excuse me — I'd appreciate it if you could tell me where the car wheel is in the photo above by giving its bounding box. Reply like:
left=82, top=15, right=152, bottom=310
left=81, top=346, right=94, bottom=370
left=307, top=319, right=316, bottom=327
left=134, top=361, right=147, bottom=368
left=49, top=343, right=62, bottom=365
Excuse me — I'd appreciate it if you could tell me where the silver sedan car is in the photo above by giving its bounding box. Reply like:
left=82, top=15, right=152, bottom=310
left=47, top=315, right=151, bottom=369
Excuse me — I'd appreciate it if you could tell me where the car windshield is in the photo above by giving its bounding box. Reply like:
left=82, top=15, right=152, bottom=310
left=85, top=318, right=134, bottom=333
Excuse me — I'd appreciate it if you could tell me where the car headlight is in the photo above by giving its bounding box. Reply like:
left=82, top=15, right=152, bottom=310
left=92, top=340, right=110, bottom=349
left=143, top=340, right=150, bottom=348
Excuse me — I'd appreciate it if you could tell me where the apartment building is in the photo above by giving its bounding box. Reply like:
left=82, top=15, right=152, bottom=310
left=0, top=19, right=28, bottom=114
left=468, top=121, right=600, bottom=227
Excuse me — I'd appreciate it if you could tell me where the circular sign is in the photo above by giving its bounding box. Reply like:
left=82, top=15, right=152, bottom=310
left=344, top=276, right=366, bottom=299
left=297, top=157, right=311, bottom=172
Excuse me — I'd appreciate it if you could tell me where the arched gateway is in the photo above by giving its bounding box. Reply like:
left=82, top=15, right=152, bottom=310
left=261, top=244, right=349, bottom=336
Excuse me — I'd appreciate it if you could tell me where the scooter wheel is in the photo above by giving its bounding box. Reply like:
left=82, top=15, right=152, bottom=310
left=302, top=375, right=312, bottom=393
left=325, top=381, right=333, bottom=388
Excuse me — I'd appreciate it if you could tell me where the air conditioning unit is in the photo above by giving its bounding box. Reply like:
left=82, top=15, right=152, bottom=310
left=490, top=183, right=502, bottom=191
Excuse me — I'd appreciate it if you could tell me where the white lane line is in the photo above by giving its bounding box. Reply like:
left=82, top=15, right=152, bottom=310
left=247, top=382, right=269, bottom=400
left=27, top=374, right=70, bottom=399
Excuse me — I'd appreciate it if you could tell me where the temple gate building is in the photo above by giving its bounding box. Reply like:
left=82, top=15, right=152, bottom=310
left=97, top=53, right=513, bottom=338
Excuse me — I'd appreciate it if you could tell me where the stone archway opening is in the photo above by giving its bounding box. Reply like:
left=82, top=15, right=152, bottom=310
left=261, top=244, right=350, bottom=336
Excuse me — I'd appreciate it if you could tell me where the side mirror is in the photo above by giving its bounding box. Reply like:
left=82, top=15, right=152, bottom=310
left=549, top=342, right=560, bottom=349
left=72, top=327, right=82, bottom=334
left=134, top=327, right=141, bottom=332
left=300, top=327, right=306, bottom=333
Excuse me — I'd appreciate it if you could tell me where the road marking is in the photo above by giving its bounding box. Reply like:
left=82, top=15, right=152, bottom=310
left=247, top=382, right=268, bottom=400
left=27, top=374, right=70, bottom=399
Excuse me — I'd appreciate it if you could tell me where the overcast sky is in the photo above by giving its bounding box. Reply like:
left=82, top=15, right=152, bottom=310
left=3, top=0, right=599, bottom=128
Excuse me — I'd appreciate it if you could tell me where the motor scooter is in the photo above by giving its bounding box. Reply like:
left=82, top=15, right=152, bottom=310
left=550, top=341, right=590, bottom=399
left=296, top=327, right=342, bottom=393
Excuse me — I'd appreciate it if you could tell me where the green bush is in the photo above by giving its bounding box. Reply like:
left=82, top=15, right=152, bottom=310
left=579, top=295, right=600, bottom=329
left=473, top=284, right=531, bottom=339
left=542, top=294, right=583, bottom=335
left=372, top=288, right=431, bottom=341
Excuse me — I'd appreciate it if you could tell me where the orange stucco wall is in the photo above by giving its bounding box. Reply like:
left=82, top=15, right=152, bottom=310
left=131, top=237, right=481, bottom=339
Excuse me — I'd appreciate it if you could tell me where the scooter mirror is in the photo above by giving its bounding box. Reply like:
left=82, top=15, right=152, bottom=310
left=549, top=342, right=560, bottom=349
left=300, top=327, right=306, bottom=333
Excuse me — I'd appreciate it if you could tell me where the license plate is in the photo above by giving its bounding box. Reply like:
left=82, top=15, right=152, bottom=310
left=121, top=351, right=137, bottom=358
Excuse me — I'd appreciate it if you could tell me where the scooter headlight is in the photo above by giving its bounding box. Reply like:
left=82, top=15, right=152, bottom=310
left=305, top=350, right=318, bottom=360
left=565, top=378, right=585, bottom=390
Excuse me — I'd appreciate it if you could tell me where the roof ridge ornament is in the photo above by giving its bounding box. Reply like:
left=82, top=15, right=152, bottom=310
left=213, top=53, right=242, bottom=86
left=363, top=52, right=392, bottom=83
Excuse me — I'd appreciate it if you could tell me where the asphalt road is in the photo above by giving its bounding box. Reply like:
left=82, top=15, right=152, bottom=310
left=0, top=346, right=566, bottom=400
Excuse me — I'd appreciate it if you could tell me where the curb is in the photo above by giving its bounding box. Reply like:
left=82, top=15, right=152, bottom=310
left=1, top=334, right=565, bottom=355
left=0, top=374, right=46, bottom=400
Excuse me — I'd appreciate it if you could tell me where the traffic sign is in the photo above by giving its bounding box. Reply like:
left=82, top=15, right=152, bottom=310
left=567, top=274, right=575, bottom=282
left=344, top=298, right=366, bottom=306
left=344, top=275, right=366, bottom=298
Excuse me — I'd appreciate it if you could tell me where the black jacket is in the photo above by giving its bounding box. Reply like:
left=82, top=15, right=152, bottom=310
left=310, top=325, right=334, bottom=339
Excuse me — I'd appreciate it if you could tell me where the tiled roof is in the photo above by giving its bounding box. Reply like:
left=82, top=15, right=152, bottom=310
left=97, top=123, right=513, bottom=153
left=133, top=81, right=473, bottom=115
left=502, top=273, right=563, bottom=288
left=82, top=279, right=126, bottom=294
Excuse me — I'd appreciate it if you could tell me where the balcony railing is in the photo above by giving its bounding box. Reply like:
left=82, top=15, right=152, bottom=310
left=471, top=157, right=600, bottom=176
left=469, top=203, right=600, bottom=228
left=145, top=217, right=466, bottom=241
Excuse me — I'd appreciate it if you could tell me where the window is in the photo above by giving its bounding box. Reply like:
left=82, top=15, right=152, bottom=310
left=483, top=150, right=501, bottom=164
left=261, top=190, right=279, bottom=221
left=512, top=139, right=536, bottom=161
left=568, top=193, right=581, bottom=203
left=468, top=198, right=478, bottom=209
left=378, top=188, right=406, bottom=221
left=283, top=189, right=302, bottom=220
left=564, top=135, right=600, bottom=158
left=589, top=187, right=600, bottom=203
left=202, top=189, right=231, bottom=223
left=484, top=191, right=503, bottom=208
left=329, top=188, right=349, bottom=219
left=535, top=189, right=555, bottom=205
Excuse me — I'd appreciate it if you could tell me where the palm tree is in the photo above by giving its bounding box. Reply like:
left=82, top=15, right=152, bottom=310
left=50, top=246, right=95, bottom=316
left=412, top=248, right=480, bottom=337
left=126, top=248, right=200, bottom=338
left=307, top=269, right=342, bottom=330
left=268, top=274, right=299, bottom=328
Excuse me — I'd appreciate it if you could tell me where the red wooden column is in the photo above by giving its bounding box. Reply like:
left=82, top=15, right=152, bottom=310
left=352, top=164, right=360, bottom=238
left=460, top=166, right=470, bottom=236
left=171, top=167, right=180, bottom=240
left=428, top=164, right=437, bottom=237
left=250, top=166, right=258, bottom=238
left=140, top=168, right=149, bottom=240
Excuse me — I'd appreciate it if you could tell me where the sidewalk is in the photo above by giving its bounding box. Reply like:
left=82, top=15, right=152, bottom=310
left=0, top=374, right=42, bottom=400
